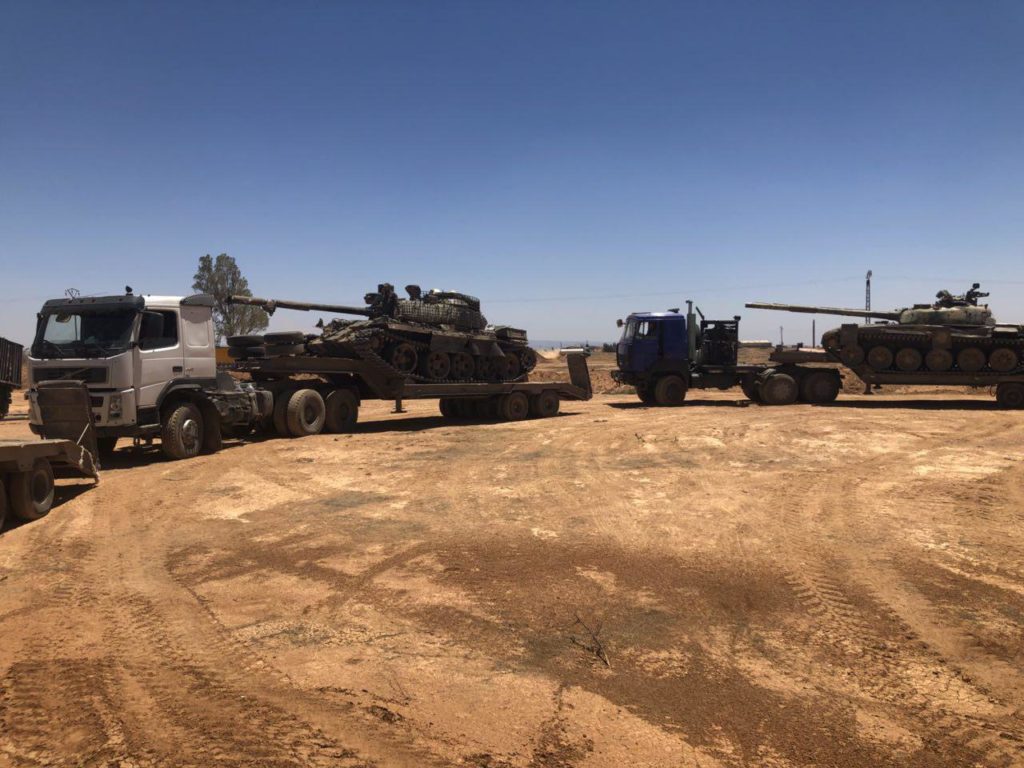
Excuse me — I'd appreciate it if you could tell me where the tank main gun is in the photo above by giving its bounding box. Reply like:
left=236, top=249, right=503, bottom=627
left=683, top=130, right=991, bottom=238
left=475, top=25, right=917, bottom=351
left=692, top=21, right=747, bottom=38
left=745, top=302, right=902, bottom=321
left=227, top=295, right=374, bottom=317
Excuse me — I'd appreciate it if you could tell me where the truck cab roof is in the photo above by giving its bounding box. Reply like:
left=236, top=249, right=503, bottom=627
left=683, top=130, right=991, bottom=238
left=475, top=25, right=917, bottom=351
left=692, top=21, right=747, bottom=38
left=628, top=311, right=683, bottom=320
left=40, top=294, right=213, bottom=314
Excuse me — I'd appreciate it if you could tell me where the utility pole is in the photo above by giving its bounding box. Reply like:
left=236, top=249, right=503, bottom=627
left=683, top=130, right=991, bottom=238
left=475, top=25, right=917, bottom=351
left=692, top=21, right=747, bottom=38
left=865, top=270, right=872, bottom=322
left=812, top=319, right=816, bottom=348
left=779, top=326, right=784, bottom=346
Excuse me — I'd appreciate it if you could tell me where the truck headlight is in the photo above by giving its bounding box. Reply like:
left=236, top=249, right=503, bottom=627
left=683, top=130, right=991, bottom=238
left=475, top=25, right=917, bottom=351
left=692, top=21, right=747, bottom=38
left=108, top=394, right=122, bottom=419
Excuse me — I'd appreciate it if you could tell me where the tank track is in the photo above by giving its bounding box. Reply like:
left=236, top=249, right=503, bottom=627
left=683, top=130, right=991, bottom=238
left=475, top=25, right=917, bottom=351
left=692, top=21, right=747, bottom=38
left=830, top=329, right=1024, bottom=376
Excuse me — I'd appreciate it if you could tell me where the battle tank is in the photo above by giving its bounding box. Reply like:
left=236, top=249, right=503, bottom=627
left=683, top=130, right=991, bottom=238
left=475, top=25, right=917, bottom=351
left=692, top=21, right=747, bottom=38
left=747, top=284, right=1024, bottom=391
left=228, top=283, right=537, bottom=382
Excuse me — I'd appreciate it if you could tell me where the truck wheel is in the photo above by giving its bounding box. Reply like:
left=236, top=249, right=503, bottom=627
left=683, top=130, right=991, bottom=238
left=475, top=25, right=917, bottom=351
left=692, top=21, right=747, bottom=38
left=161, top=402, right=204, bottom=460
left=96, top=437, right=119, bottom=458
left=996, top=383, right=1024, bottom=409
left=475, top=398, right=499, bottom=420
left=226, top=334, right=264, bottom=348
left=529, top=390, right=560, bottom=418
left=286, top=389, right=326, bottom=436
left=265, top=343, right=306, bottom=357
left=499, top=392, right=530, bottom=421
left=760, top=373, right=798, bottom=406
left=263, top=331, right=306, bottom=345
left=799, top=371, right=840, bottom=404
left=325, top=388, right=359, bottom=432
left=439, top=398, right=456, bottom=418
left=273, top=389, right=295, bottom=436
left=654, top=376, right=686, bottom=406
left=0, top=478, right=7, bottom=528
left=8, top=458, right=55, bottom=521
left=740, top=377, right=761, bottom=403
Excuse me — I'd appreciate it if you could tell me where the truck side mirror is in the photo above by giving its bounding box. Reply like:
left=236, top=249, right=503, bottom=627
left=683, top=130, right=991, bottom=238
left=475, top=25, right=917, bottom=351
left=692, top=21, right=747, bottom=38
left=616, top=319, right=623, bottom=328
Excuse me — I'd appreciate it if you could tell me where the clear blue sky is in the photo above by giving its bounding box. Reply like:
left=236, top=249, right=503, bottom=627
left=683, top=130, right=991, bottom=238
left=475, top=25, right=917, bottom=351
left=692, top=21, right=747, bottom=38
left=2, top=1, right=1022, bottom=346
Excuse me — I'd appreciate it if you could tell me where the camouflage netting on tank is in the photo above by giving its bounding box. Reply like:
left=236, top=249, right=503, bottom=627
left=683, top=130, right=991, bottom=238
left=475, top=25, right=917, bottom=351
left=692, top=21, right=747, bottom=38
left=395, top=300, right=486, bottom=331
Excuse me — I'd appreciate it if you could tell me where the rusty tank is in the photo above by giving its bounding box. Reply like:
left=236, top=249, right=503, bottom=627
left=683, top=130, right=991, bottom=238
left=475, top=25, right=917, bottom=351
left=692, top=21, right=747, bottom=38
left=229, top=283, right=537, bottom=382
left=746, top=284, right=1024, bottom=407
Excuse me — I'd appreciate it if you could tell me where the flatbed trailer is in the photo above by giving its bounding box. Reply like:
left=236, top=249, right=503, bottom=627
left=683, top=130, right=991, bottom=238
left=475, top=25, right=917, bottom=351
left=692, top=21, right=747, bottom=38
left=0, top=336, right=22, bottom=419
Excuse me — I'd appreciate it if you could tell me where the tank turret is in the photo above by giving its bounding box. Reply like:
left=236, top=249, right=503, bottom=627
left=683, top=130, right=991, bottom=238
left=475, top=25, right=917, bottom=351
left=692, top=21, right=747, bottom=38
left=227, top=283, right=536, bottom=382
left=746, top=284, right=1022, bottom=376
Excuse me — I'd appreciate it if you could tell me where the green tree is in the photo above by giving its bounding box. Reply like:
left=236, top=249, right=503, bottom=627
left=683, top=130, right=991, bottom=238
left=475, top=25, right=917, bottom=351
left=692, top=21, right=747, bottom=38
left=192, top=254, right=268, bottom=343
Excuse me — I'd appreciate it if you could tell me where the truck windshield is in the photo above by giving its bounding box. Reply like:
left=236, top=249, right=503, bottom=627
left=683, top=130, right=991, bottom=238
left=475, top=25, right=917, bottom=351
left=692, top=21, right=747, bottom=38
left=622, top=318, right=658, bottom=341
left=33, top=310, right=137, bottom=359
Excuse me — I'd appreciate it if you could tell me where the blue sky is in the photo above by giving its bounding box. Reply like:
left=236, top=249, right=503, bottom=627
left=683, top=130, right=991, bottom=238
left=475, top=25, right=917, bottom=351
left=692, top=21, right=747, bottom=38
left=2, top=1, right=1022, bottom=346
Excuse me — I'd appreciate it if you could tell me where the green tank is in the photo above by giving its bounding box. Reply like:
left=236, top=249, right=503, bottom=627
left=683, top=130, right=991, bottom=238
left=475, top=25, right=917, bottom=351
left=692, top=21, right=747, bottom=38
left=747, top=283, right=1024, bottom=386
left=229, top=284, right=537, bottom=382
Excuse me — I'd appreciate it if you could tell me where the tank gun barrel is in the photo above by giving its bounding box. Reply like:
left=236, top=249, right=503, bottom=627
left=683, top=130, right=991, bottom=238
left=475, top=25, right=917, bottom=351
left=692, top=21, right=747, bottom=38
left=745, top=301, right=902, bottom=321
left=226, top=295, right=373, bottom=317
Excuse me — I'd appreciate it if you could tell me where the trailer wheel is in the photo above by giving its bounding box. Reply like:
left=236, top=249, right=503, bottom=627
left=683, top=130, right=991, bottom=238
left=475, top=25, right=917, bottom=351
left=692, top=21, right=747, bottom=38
left=760, top=373, right=798, bottom=406
left=439, top=398, right=456, bottom=419
left=161, top=402, right=204, bottom=460
left=273, top=389, right=295, bottom=436
left=286, top=389, right=326, bottom=436
left=740, top=377, right=761, bottom=403
left=96, top=437, right=118, bottom=458
left=530, top=390, right=560, bottom=418
left=996, top=383, right=1024, bottom=409
left=654, top=376, right=686, bottom=406
left=0, top=477, right=6, bottom=528
left=499, top=392, right=530, bottom=421
left=799, top=370, right=840, bottom=404
left=325, top=388, right=359, bottom=432
left=8, top=458, right=55, bottom=521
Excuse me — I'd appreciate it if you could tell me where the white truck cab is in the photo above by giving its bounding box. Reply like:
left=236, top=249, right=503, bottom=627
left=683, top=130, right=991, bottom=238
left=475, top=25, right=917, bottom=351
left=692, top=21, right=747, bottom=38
left=26, top=292, right=235, bottom=456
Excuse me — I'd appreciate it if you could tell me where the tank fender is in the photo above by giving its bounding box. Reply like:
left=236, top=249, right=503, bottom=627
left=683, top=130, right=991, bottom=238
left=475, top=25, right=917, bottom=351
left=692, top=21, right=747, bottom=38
left=429, top=336, right=470, bottom=353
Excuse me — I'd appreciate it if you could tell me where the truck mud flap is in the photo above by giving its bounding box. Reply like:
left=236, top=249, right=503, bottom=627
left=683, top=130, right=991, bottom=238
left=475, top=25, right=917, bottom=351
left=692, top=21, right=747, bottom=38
left=35, top=380, right=100, bottom=474
left=567, top=353, right=593, bottom=399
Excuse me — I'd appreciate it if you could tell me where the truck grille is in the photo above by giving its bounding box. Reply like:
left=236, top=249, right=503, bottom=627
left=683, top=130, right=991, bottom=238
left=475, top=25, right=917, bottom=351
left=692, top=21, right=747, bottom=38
left=33, top=367, right=108, bottom=384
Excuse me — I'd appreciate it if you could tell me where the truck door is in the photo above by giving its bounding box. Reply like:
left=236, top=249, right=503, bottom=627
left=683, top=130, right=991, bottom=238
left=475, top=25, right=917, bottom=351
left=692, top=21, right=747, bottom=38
left=629, top=319, right=662, bottom=372
left=136, top=309, right=183, bottom=409
left=180, top=305, right=216, bottom=381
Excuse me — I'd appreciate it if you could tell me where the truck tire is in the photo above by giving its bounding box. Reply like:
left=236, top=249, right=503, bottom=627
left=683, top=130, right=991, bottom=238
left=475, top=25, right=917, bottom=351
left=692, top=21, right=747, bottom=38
left=325, top=388, right=359, bottom=432
left=228, top=345, right=267, bottom=360
left=760, top=373, right=798, bottom=406
left=286, top=389, right=326, bottom=436
left=265, top=343, right=306, bottom=357
left=529, top=390, right=560, bottom=418
left=740, top=377, right=761, bottom=403
left=8, top=458, right=55, bottom=522
left=499, top=392, right=530, bottom=421
left=0, top=386, right=11, bottom=419
left=226, top=335, right=264, bottom=348
left=654, top=376, right=686, bottom=406
left=263, top=331, right=306, bottom=345
left=0, top=478, right=7, bottom=528
left=799, top=370, right=840, bottom=404
left=161, top=402, right=204, bottom=460
left=96, top=436, right=119, bottom=459
left=996, top=382, right=1024, bottom=409
left=273, top=389, right=295, bottom=436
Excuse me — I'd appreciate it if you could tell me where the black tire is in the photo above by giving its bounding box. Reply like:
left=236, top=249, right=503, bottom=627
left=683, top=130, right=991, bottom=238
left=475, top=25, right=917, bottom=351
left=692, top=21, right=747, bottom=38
left=273, top=389, right=295, bottom=436
left=226, top=335, right=264, bottom=348
left=96, top=436, right=118, bottom=459
left=8, top=458, right=55, bottom=521
left=740, top=376, right=761, bottom=403
left=636, top=383, right=658, bottom=405
left=263, top=331, right=306, bottom=345
left=654, top=376, right=687, bottom=406
left=760, top=373, right=798, bottom=406
left=439, top=398, right=457, bottom=418
left=265, top=343, right=306, bottom=357
left=499, top=392, right=530, bottom=421
left=519, top=348, right=538, bottom=373
left=529, top=390, right=560, bottom=418
left=161, top=402, right=204, bottom=460
left=228, top=345, right=267, bottom=360
left=474, top=398, right=498, bottom=420
left=286, top=389, right=326, bottom=436
left=0, top=386, right=11, bottom=419
left=325, top=388, right=359, bottom=432
left=996, top=382, right=1024, bottom=409
left=0, top=477, right=7, bottom=529
left=799, top=370, right=840, bottom=404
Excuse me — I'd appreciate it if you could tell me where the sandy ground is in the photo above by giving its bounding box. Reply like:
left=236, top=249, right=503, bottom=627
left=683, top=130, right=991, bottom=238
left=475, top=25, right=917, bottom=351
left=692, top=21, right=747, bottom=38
left=1, top=377, right=1023, bottom=767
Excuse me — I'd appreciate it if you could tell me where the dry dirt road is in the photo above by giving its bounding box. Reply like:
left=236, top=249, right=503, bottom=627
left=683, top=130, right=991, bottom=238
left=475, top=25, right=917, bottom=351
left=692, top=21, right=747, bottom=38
left=1, top=390, right=1023, bottom=768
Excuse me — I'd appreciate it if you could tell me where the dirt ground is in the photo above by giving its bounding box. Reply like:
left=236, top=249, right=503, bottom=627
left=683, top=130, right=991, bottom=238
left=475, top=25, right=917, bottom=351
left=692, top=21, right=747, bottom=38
left=1, top=376, right=1023, bottom=767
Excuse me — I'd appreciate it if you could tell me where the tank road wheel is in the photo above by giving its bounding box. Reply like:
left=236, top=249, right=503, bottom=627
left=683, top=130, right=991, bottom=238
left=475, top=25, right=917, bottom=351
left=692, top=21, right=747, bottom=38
left=498, top=392, right=530, bottom=421
left=867, top=346, right=894, bottom=371
left=989, top=348, right=1020, bottom=373
left=654, top=375, right=687, bottom=407
left=996, top=383, right=1024, bottom=409
left=498, top=354, right=522, bottom=381
left=925, top=349, right=953, bottom=372
left=799, top=370, right=840, bottom=404
left=451, top=353, right=475, bottom=380
left=161, top=402, right=204, bottom=460
left=325, top=388, right=359, bottom=433
left=8, top=458, right=56, bottom=522
left=475, top=356, right=498, bottom=382
left=273, top=389, right=295, bottom=436
left=530, top=390, right=560, bottom=418
left=760, top=373, right=798, bottom=406
left=420, top=351, right=452, bottom=380
left=388, top=343, right=418, bottom=374
left=840, top=345, right=865, bottom=366
left=957, top=347, right=986, bottom=373
left=895, top=347, right=923, bottom=372
left=519, top=348, right=538, bottom=373
left=286, top=389, right=326, bottom=436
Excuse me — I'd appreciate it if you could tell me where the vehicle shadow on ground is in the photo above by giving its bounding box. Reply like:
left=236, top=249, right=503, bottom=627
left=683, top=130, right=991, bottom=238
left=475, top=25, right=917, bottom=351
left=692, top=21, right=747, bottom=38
left=343, top=411, right=580, bottom=434
left=607, top=400, right=752, bottom=409
left=0, top=481, right=94, bottom=534
left=98, top=439, right=250, bottom=472
left=819, top=399, right=1002, bottom=411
